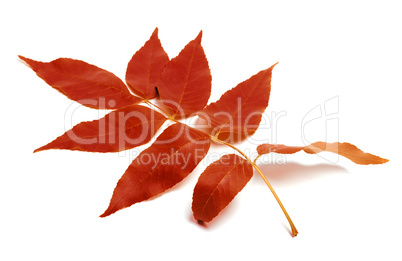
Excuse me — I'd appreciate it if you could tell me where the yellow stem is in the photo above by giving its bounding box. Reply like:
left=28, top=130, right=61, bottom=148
left=252, top=163, right=298, bottom=237
left=144, top=100, right=174, bottom=120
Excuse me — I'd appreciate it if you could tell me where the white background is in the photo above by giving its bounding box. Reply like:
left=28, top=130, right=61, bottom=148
left=1, top=0, right=401, bottom=260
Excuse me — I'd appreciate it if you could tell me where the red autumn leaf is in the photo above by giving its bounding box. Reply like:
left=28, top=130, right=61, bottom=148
left=192, top=154, right=253, bottom=222
left=125, top=28, right=169, bottom=99
left=100, top=123, right=211, bottom=217
left=157, top=31, right=212, bottom=118
left=199, top=63, right=277, bottom=143
left=19, top=56, right=141, bottom=109
left=257, top=142, right=389, bottom=165
left=34, top=105, right=166, bottom=153
left=22, top=28, right=390, bottom=237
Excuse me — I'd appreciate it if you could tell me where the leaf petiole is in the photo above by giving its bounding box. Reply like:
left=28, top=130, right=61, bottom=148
left=251, top=162, right=298, bottom=237
left=253, top=154, right=262, bottom=165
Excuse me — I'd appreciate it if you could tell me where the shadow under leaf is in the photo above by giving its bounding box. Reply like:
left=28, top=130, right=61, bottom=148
left=253, top=162, right=347, bottom=188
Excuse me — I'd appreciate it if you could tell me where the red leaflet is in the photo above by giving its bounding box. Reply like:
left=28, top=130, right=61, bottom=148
left=199, top=63, right=277, bottom=143
left=100, top=123, right=211, bottom=217
left=157, top=31, right=212, bottom=118
left=125, top=28, right=169, bottom=99
left=34, top=105, right=166, bottom=153
left=257, top=142, right=389, bottom=165
left=19, top=56, right=140, bottom=109
left=192, top=154, right=253, bottom=222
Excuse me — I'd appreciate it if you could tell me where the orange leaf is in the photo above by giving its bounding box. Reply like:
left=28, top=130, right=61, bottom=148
left=125, top=28, right=169, bottom=99
left=157, top=31, right=212, bottom=118
left=100, top=123, right=211, bottom=217
left=192, top=154, right=253, bottom=222
left=19, top=56, right=141, bottom=109
left=257, top=142, right=389, bottom=165
left=256, top=144, right=304, bottom=155
left=199, top=63, right=277, bottom=143
left=34, top=105, right=166, bottom=153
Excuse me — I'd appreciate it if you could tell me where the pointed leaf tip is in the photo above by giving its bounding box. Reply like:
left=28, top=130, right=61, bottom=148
left=195, top=30, right=203, bottom=42
left=18, top=55, right=36, bottom=68
left=33, top=147, right=42, bottom=153
left=150, top=27, right=159, bottom=38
